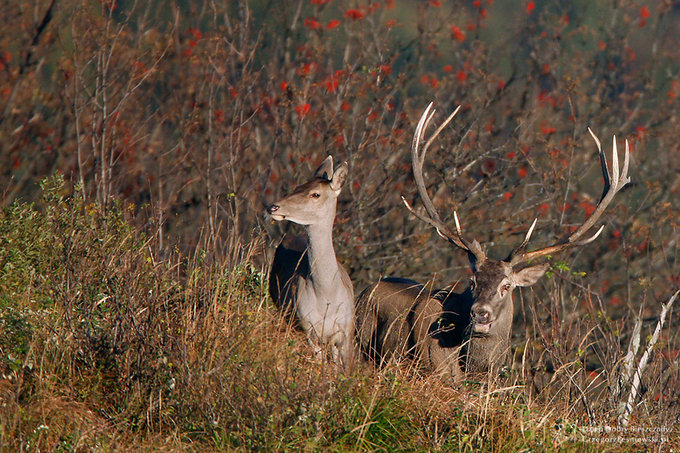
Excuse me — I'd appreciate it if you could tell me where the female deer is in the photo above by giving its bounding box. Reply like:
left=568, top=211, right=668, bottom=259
left=268, top=156, right=354, bottom=370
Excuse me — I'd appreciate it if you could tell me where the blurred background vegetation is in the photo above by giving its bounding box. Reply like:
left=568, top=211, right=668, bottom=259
left=0, top=0, right=678, bottom=450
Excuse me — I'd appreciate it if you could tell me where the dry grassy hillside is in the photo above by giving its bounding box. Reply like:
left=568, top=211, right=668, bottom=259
left=0, top=0, right=678, bottom=451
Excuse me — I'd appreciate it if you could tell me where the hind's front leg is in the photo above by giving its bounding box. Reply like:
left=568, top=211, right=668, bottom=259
left=299, top=319, right=325, bottom=360
left=328, top=328, right=354, bottom=371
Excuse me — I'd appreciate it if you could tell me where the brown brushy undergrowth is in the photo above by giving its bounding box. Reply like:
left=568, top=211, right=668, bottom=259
left=0, top=177, right=677, bottom=451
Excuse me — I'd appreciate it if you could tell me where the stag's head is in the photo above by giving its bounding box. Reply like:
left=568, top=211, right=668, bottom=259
left=403, top=103, right=630, bottom=335
left=465, top=252, right=548, bottom=335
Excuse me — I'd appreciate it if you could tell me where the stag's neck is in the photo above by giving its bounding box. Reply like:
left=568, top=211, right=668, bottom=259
left=305, top=221, right=340, bottom=291
left=491, top=295, right=513, bottom=340
left=465, top=295, right=513, bottom=373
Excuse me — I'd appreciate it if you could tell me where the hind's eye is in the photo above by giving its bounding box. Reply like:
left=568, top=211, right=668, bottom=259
left=503, top=283, right=511, bottom=291
left=311, top=193, right=320, bottom=198
left=469, top=279, right=476, bottom=290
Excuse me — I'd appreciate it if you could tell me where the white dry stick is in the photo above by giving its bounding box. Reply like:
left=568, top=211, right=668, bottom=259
left=614, top=308, right=642, bottom=408
left=619, top=290, right=679, bottom=427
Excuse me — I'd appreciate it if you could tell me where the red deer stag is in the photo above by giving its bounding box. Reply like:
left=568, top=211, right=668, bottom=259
left=268, top=156, right=354, bottom=370
left=356, top=103, right=630, bottom=380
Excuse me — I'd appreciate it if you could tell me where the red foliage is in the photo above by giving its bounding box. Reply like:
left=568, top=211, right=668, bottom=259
left=420, top=74, right=439, bottom=88
left=526, top=1, right=535, bottom=14
left=640, top=6, right=650, bottom=18
left=298, top=62, right=317, bottom=76
left=667, top=80, right=680, bottom=101
left=450, top=26, right=466, bottom=42
left=540, top=122, right=556, bottom=135
left=304, top=17, right=322, bottom=30
left=334, top=134, right=344, bottom=146
left=661, top=349, right=680, bottom=361
left=625, top=46, right=636, bottom=61
left=608, top=295, right=623, bottom=307
left=324, top=70, right=345, bottom=93
left=295, top=103, right=311, bottom=117
left=482, top=158, right=496, bottom=174
left=579, top=201, right=595, bottom=217
left=326, top=19, right=340, bottom=29
left=0, top=51, right=10, bottom=71
left=537, top=90, right=559, bottom=108
left=345, top=9, right=365, bottom=20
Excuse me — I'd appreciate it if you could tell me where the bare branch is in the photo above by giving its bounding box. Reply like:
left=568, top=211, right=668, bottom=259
left=619, top=290, right=679, bottom=427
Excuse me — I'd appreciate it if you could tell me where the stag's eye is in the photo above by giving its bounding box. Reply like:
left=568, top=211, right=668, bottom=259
left=311, top=192, right=321, bottom=198
left=502, top=283, right=512, bottom=292
left=469, top=279, right=476, bottom=290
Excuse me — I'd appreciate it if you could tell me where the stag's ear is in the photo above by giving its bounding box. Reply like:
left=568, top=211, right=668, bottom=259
left=314, top=155, right=334, bottom=180
left=329, top=161, right=348, bottom=194
left=512, top=263, right=549, bottom=287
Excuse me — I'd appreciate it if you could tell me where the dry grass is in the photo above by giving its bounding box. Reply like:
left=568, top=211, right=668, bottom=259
left=0, top=177, right=677, bottom=452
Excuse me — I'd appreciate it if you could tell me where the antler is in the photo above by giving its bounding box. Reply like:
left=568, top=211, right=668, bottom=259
left=509, top=128, right=631, bottom=265
left=401, top=102, right=486, bottom=262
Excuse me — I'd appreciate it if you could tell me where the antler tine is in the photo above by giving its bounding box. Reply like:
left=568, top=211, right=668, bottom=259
left=505, top=218, right=538, bottom=262
left=403, top=103, right=471, bottom=252
left=453, top=211, right=476, bottom=251
left=620, top=138, right=631, bottom=189
left=511, top=129, right=631, bottom=266
left=423, top=105, right=461, bottom=155
left=412, top=102, right=435, bottom=167
left=401, top=196, right=463, bottom=246
left=511, top=224, right=605, bottom=264
left=589, top=127, right=610, bottom=198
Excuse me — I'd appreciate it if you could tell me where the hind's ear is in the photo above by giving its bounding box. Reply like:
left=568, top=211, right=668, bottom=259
left=329, top=161, right=348, bottom=194
left=314, top=155, right=334, bottom=180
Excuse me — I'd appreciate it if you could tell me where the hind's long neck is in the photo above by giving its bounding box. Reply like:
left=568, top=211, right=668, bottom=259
left=305, top=218, right=340, bottom=292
